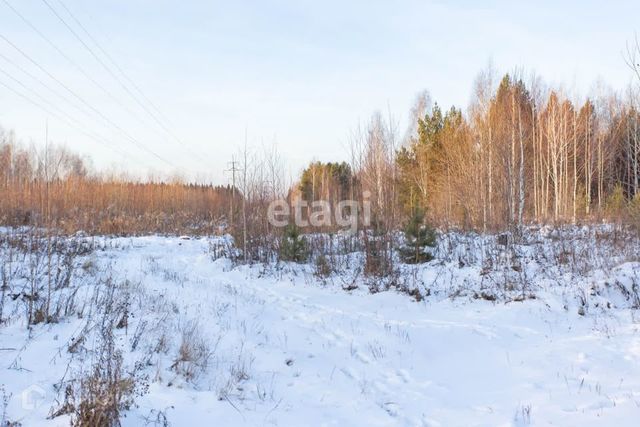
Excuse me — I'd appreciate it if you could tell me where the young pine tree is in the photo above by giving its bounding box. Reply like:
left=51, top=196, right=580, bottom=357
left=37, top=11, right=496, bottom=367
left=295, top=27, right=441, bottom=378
left=279, top=224, right=309, bottom=263
left=399, top=209, right=436, bottom=264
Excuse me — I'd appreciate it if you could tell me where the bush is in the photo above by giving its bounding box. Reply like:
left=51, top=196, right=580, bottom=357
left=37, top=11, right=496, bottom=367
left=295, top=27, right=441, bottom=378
left=314, top=253, right=332, bottom=278
left=363, top=235, right=393, bottom=276
left=71, top=352, right=135, bottom=427
left=362, top=216, right=394, bottom=277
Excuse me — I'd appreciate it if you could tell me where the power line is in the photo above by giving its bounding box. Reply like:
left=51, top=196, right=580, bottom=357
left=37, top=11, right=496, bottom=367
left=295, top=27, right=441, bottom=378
left=41, top=0, right=208, bottom=166
left=0, top=50, right=107, bottom=132
left=2, top=0, right=204, bottom=172
left=0, top=0, right=152, bottom=130
left=57, top=0, right=173, bottom=129
left=0, top=50, right=158, bottom=163
left=0, top=75, right=137, bottom=163
left=54, top=0, right=176, bottom=135
left=0, top=49, right=154, bottom=166
left=0, top=62, right=150, bottom=165
left=0, top=63, right=88, bottom=133
left=0, top=34, right=173, bottom=166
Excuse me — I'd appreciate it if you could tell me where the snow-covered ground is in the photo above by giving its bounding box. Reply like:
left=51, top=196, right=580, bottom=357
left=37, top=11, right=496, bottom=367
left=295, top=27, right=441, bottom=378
left=1, top=229, right=640, bottom=426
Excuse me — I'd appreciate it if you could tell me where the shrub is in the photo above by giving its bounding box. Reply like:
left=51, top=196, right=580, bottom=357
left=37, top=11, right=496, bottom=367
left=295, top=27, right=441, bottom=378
left=362, top=216, right=394, bottom=277
left=314, top=253, right=332, bottom=278
left=71, top=352, right=135, bottom=427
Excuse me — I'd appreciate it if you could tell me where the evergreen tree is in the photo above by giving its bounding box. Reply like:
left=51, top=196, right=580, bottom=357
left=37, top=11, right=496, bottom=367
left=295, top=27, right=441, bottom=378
left=396, top=103, right=452, bottom=217
left=299, top=161, right=352, bottom=203
left=279, top=224, right=308, bottom=263
left=399, top=209, right=436, bottom=264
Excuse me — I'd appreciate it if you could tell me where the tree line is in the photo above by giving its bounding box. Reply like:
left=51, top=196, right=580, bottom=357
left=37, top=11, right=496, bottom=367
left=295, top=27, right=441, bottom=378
left=0, top=128, right=237, bottom=235
left=295, top=67, right=640, bottom=235
left=2, top=58, right=640, bottom=244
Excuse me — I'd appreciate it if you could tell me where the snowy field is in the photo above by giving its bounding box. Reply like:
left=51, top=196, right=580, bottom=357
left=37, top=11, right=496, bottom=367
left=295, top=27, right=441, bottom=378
left=1, top=228, right=640, bottom=426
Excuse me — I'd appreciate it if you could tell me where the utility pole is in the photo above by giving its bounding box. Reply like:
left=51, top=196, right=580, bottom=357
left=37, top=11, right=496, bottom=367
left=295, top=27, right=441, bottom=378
left=242, top=128, right=248, bottom=263
left=224, top=156, right=239, bottom=232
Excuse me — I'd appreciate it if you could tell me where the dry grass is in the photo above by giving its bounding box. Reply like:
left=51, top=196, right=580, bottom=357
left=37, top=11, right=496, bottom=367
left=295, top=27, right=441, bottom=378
left=170, top=321, right=215, bottom=383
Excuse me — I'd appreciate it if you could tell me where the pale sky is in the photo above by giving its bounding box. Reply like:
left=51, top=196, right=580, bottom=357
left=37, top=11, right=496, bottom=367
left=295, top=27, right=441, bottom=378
left=0, top=0, right=638, bottom=183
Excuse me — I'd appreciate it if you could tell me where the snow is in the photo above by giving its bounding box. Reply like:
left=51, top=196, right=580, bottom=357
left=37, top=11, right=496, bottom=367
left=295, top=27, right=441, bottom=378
left=1, top=230, right=640, bottom=426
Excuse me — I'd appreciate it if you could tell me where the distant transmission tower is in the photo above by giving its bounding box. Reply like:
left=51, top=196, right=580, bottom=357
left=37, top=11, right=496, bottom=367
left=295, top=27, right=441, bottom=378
left=225, top=156, right=239, bottom=231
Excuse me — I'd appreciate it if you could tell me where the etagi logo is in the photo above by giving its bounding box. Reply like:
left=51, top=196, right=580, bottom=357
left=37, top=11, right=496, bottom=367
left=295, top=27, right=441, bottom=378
left=267, top=191, right=371, bottom=233
left=21, top=384, right=46, bottom=410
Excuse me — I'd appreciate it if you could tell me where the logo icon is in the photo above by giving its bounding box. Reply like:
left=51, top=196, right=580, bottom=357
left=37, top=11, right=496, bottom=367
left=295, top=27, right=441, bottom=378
left=21, top=384, right=46, bottom=410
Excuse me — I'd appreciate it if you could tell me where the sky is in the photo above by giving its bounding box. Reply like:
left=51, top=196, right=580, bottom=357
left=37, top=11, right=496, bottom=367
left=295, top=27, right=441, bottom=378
left=0, top=0, right=638, bottom=184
